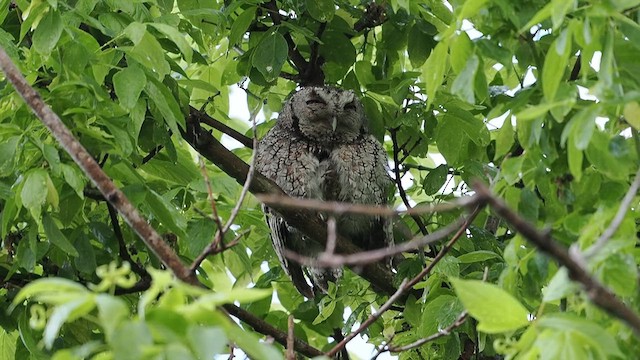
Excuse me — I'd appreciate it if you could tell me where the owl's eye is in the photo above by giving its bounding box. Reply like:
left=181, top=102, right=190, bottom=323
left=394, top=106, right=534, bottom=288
left=344, top=102, right=357, bottom=110
left=306, top=99, right=326, bottom=105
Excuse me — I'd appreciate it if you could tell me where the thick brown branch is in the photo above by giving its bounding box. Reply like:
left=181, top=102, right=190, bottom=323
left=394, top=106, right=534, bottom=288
left=474, top=181, right=640, bottom=336
left=190, top=106, right=253, bottom=148
left=0, top=47, right=197, bottom=285
left=182, top=113, right=400, bottom=297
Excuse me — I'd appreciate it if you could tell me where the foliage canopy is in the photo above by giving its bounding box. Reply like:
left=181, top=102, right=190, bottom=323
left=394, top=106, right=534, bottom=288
left=1, top=0, right=640, bottom=359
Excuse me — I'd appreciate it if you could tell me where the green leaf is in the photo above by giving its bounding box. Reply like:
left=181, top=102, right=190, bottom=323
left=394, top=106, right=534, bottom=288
left=305, top=0, right=334, bottom=22
left=543, top=268, right=579, bottom=302
left=495, top=116, right=514, bottom=158
left=188, top=326, right=226, bottom=358
left=567, top=139, right=583, bottom=181
left=624, top=101, right=640, bottom=130
left=144, top=188, right=187, bottom=238
left=423, top=41, right=449, bottom=109
left=542, top=29, right=571, bottom=102
left=122, top=22, right=146, bottom=45
left=42, top=213, right=79, bottom=257
left=12, top=278, right=88, bottom=307
left=457, top=251, right=501, bottom=264
left=21, top=169, right=48, bottom=218
left=561, top=105, right=597, bottom=150
left=95, top=295, right=129, bottom=342
left=44, top=296, right=95, bottom=349
left=419, top=295, right=464, bottom=336
left=422, top=164, right=448, bottom=195
left=229, top=7, right=255, bottom=46
left=144, top=76, right=185, bottom=134
left=0, top=328, right=17, bottom=360
left=0, top=136, right=19, bottom=176
left=113, top=66, right=147, bottom=110
left=450, top=277, right=530, bottom=333
left=408, top=22, right=436, bottom=68
left=148, top=23, right=193, bottom=62
left=585, top=132, right=633, bottom=181
left=60, top=164, right=85, bottom=198
left=252, top=32, right=288, bottom=83
left=123, top=32, right=170, bottom=79
left=450, top=32, right=473, bottom=74
left=112, top=321, right=153, bottom=360
left=537, top=313, right=624, bottom=358
left=451, top=54, right=479, bottom=104
left=599, top=252, right=638, bottom=297
left=32, top=10, right=63, bottom=54
left=436, top=118, right=468, bottom=165
left=443, top=109, right=490, bottom=146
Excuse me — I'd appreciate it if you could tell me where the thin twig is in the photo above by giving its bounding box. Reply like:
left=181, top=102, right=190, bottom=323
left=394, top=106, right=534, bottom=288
left=324, top=208, right=483, bottom=357
left=324, top=216, right=337, bottom=255
left=0, top=46, right=197, bottom=284
left=473, top=181, right=640, bottom=337
left=223, top=304, right=324, bottom=357
left=389, top=312, right=469, bottom=352
left=326, top=279, right=409, bottom=357
left=390, top=130, right=429, bottom=235
left=286, top=315, right=295, bottom=360
left=257, top=193, right=478, bottom=217
left=585, top=166, right=640, bottom=258
left=407, top=206, right=483, bottom=289
left=388, top=268, right=488, bottom=353
left=221, top=106, right=259, bottom=234
left=189, top=105, right=260, bottom=272
left=199, top=156, right=224, bottom=233
left=106, top=203, right=148, bottom=278
left=285, top=215, right=469, bottom=267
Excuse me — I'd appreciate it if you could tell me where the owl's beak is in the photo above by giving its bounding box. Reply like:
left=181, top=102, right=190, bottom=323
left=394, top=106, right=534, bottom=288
left=331, top=117, right=337, bottom=132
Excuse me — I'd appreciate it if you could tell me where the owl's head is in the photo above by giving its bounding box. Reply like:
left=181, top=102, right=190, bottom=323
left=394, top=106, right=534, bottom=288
left=282, top=87, right=367, bottom=143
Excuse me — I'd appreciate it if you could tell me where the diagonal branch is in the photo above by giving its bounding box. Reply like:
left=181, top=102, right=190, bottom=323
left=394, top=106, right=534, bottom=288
left=473, top=181, right=640, bottom=337
left=190, top=106, right=253, bottom=148
left=0, top=47, right=197, bottom=285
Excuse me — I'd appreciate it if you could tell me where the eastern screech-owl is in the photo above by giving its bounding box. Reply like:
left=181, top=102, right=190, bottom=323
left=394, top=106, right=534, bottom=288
left=255, top=87, right=393, bottom=297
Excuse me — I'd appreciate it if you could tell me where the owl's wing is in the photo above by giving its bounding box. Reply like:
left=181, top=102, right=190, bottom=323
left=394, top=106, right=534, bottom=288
left=255, top=126, right=326, bottom=297
left=263, top=206, right=314, bottom=298
left=328, top=135, right=395, bottom=250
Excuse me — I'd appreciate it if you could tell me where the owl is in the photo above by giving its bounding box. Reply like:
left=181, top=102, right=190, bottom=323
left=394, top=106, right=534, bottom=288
left=255, top=87, right=394, bottom=297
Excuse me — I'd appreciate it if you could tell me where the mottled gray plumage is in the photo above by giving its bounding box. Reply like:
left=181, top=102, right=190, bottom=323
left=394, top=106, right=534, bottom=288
left=255, top=87, right=393, bottom=297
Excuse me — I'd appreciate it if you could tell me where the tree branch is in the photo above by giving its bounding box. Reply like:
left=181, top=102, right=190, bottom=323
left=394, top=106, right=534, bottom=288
left=473, top=181, right=640, bottom=337
left=190, top=106, right=253, bottom=148
left=585, top=166, right=640, bottom=258
left=0, top=47, right=197, bottom=285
